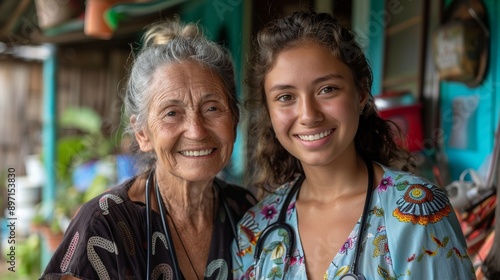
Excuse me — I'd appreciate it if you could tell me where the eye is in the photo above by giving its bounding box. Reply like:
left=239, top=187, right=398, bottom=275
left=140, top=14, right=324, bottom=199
left=161, top=107, right=182, bottom=121
left=166, top=110, right=177, bottom=117
left=203, top=101, right=226, bottom=116
left=276, top=94, right=294, bottom=102
left=319, top=86, right=336, bottom=94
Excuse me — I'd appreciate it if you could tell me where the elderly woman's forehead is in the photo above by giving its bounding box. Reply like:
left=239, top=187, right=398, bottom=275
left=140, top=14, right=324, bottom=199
left=148, top=62, right=227, bottom=97
left=155, top=61, right=223, bottom=82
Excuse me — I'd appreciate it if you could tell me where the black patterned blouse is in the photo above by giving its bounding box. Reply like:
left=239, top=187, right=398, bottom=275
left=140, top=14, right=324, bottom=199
left=40, top=176, right=256, bottom=280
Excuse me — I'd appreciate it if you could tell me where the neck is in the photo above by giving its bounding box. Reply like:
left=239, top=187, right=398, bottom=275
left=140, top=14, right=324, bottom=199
left=155, top=173, right=215, bottom=225
left=300, top=156, right=368, bottom=203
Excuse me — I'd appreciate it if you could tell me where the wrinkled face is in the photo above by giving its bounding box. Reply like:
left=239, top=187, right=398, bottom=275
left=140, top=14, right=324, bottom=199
left=135, top=60, right=235, bottom=182
left=264, top=42, right=367, bottom=168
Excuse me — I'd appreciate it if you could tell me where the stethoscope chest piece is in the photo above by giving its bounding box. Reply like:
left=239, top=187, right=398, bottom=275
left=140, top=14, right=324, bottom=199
left=339, top=273, right=366, bottom=280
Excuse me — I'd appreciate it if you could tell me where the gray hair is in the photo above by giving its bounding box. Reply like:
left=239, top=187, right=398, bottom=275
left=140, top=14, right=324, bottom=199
left=122, top=17, right=239, bottom=174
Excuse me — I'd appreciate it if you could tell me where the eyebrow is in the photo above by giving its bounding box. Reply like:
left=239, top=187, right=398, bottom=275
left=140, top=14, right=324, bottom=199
left=268, top=73, right=345, bottom=93
left=313, top=73, right=345, bottom=84
left=157, top=92, right=223, bottom=107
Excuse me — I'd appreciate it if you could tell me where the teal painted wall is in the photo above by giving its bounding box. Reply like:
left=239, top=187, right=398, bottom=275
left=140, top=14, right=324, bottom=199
left=440, top=0, right=499, bottom=180
left=352, top=0, right=385, bottom=96
left=366, top=0, right=385, bottom=96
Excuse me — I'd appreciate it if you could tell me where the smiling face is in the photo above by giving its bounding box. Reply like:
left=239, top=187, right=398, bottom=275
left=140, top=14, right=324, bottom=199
left=135, top=60, right=235, bottom=183
left=264, top=42, right=368, bottom=169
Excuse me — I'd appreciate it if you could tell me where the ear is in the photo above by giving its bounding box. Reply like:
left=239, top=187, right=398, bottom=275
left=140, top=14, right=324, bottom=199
left=130, top=115, right=153, bottom=152
left=359, top=89, right=370, bottom=108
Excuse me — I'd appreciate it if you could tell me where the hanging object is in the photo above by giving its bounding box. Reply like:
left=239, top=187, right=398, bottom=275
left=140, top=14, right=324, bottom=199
left=84, top=0, right=121, bottom=39
left=433, top=0, right=489, bottom=88
left=35, top=0, right=85, bottom=30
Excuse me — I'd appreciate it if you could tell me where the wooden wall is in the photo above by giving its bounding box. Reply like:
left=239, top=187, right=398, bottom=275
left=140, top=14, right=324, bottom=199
left=0, top=47, right=130, bottom=181
left=0, top=59, right=43, bottom=177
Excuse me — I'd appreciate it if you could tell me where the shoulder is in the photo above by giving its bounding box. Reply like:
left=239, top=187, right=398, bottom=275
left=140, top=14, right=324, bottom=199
left=77, top=179, right=131, bottom=212
left=70, top=178, right=138, bottom=231
left=239, top=177, right=299, bottom=225
left=375, top=165, right=441, bottom=198
left=374, top=164, right=454, bottom=226
left=377, top=165, right=434, bottom=187
left=215, top=177, right=257, bottom=219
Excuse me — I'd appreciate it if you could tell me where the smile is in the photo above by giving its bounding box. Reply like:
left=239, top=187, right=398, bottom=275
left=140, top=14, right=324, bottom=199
left=296, top=129, right=333, bottom=141
left=179, top=149, right=214, bottom=157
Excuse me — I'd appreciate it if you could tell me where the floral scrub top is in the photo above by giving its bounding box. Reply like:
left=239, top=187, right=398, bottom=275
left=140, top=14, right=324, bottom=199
left=232, top=164, right=476, bottom=280
left=40, top=176, right=256, bottom=280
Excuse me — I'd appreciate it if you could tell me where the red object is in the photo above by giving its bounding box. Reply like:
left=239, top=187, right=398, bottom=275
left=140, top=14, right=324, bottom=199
left=378, top=103, right=424, bottom=152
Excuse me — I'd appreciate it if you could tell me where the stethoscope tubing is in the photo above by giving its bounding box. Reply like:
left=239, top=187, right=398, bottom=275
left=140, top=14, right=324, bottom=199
left=253, top=176, right=304, bottom=268
left=348, top=158, right=374, bottom=278
left=145, top=170, right=153, bottom=280
left=254, top=158, right=374, bottom=280
left=145, top=170, right=238, bottom=280
left=145, top=169, right=183, bottom=280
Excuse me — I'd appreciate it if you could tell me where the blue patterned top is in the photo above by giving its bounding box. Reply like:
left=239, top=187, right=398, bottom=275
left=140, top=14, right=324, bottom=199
left=232, top=164, right=476, bottom=280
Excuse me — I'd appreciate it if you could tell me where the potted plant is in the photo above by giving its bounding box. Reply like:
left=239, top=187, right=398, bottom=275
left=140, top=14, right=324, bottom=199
left=33, top=106, right=124, bottom=249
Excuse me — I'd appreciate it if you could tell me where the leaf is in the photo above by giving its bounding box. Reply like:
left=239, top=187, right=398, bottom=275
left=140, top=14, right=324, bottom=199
left=278, top=228, right=288, bottom=237
left=273, top=258, right=284, bottom=265
left=83, top=174, right=108, bottom=202
left=442, top=236, right=449, bottom=247
left=60, top=106, right=102, bottom=134
left=56, top=137, right=86, bottom=181
left=266, top=241, right=281, bottom=251
left=446, top=249, right=453, bottom=258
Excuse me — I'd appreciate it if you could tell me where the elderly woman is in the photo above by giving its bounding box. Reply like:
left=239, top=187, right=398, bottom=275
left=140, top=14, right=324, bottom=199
left=40, top=18, right=256, bottom=280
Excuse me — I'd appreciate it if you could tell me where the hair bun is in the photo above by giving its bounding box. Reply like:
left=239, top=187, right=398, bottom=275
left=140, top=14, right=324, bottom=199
left=142, top=16, right=201, bottom=48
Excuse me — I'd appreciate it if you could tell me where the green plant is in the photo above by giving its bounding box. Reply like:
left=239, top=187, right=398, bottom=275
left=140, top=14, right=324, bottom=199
left=37, top=106, right=122, bottom=234
left=57, top=106, right=117, bottom=183
left=0, top=234, right=42, bottom=278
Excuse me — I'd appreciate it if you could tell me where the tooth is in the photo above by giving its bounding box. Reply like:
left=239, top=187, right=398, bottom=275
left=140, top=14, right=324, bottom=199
left=181, top=149, right=214, bottom=156
left=298, top=130, right=332, bottom=141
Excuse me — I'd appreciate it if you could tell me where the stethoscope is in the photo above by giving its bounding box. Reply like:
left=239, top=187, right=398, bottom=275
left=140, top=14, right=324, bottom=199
left=144, top=169, right=238, bottom=280
left=254, top=158, right=374, bottom=280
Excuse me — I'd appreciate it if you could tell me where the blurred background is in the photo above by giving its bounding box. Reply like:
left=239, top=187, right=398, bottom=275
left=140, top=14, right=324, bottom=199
left=0, top=0, right=498, bottom=278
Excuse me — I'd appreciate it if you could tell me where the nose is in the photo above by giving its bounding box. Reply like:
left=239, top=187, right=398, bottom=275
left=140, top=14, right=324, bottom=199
left=184, top=112, right=208, bottom=140
left=298, top=97, right=323, bottom=125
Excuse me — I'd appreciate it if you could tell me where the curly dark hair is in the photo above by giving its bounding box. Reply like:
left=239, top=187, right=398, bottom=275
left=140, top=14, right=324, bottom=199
left=245, top=11, right=414, bottom=196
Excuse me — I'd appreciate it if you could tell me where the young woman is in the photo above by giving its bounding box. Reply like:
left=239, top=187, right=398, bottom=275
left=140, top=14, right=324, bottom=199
left=232, top=11, right=475, bottom=280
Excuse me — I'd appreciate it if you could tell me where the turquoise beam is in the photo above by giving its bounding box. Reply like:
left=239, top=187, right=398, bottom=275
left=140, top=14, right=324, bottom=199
left=351, top=0, right=385, bottom=96
left=367, top=0, right=385, bottom=96
left=42, top=44, right=57, bottom=219
left=41, top=43, right=57, bottom=268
